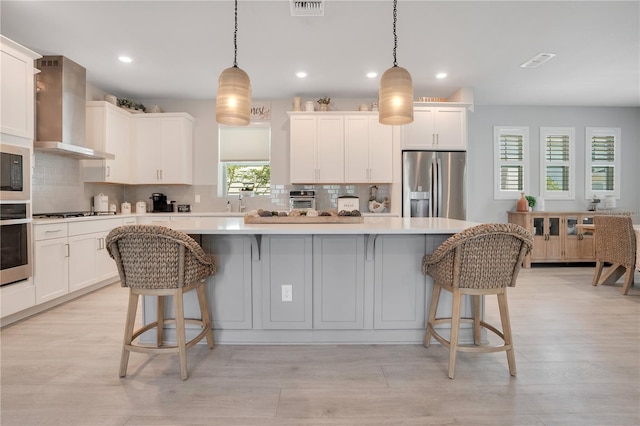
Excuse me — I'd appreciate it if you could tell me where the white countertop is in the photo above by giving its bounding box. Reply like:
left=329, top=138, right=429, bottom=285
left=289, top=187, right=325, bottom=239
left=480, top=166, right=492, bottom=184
left=155, top=216, right=480, bottom=235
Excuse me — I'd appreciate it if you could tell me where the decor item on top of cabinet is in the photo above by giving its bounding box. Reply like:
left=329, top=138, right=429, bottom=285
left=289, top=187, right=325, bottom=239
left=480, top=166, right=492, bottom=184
left=117, top=97, right=145, bottom=113
left=525, top=195, right=536, bottom=211
left=516, top=192, right=529, bottom=212
left=368, top=185, right=390, bottom=213
left=317, top=97, right=331, bottom=111
left=293, top=97, right=302, bottom=111
left=148, top=105, right=162, bottom=113
left=104, top=94, right=117, bottom=105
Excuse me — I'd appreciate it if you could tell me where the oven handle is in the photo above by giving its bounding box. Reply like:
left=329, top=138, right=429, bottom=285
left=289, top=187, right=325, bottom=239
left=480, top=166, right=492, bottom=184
left=0, top=218, right=32, bottom=225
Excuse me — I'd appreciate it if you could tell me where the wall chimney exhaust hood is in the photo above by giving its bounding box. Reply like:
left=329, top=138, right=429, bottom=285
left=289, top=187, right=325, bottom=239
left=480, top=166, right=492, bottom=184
left=35, top=56, right=114, bottom=160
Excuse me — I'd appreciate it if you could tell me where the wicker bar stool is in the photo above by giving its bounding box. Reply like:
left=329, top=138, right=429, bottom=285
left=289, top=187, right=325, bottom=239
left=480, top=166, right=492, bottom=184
left=106, top=225, right=216, bottom=380
left=592, top=215, right=636, bottom=295
left=422, top=223, right=533, bottom=379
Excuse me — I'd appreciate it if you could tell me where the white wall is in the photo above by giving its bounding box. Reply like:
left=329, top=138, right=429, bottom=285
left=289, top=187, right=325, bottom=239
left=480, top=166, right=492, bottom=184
left=467, top=106, right=640, bottom=224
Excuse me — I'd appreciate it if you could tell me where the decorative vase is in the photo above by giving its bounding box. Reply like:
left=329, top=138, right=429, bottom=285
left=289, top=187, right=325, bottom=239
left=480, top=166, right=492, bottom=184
left=319, top=104, right=328, bottom=111
left=293, top=97, right=302, bottom=111
left=516, top=192, right=529, bottom=212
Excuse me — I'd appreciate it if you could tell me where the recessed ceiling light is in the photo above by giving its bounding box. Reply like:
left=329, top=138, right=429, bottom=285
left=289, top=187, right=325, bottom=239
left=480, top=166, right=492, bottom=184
left=367, top=72, right=378, bottom=78
left=118, top=56, right=133, bottom=63
left=436, top=72, right=447, bottom=79
left=296, top=71, right=307, bottom=78
left=520, top=53, right=556, bottom=68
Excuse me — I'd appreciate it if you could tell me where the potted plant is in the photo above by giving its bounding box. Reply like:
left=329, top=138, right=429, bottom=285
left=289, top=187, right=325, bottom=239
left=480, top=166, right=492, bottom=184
left=525, top=195, right=536, bottom=211
left=317, top=97, right=331, bottom=111
left=240, top=184, right=254, bottom=197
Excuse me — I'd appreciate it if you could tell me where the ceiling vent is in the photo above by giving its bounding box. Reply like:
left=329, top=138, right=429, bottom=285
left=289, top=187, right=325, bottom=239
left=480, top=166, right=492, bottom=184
left=290, top=1, right=324, bottom=16
left=520, top=53, right=556, bottom=68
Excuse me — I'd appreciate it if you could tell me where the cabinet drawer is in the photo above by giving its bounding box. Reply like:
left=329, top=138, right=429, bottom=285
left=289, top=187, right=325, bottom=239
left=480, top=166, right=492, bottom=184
left=34, top=223, right=68, bottom=241
left=68, top=218, right=123, bottom=236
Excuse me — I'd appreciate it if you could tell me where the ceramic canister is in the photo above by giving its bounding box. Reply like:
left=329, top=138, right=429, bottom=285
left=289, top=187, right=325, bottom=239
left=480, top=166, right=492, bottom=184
left=121, top=202, right=131, bottom=214
left=135, top=201, right=146, bottom=214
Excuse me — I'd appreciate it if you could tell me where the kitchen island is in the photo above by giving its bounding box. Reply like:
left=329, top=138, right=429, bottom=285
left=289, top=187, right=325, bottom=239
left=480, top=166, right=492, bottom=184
left=137, top=216, right=482, bottom=345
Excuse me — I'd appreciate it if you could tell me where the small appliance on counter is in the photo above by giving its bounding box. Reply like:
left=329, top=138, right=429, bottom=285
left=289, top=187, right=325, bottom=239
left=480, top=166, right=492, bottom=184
left=337, top=195, right=360, bottom=212
left=150, top=193, right=174, bottom=213
left=289, top=190, right=316, bottom=211
left=135, top=201, right=147, bottom=214
left=93, top=193, right=109, bottom=214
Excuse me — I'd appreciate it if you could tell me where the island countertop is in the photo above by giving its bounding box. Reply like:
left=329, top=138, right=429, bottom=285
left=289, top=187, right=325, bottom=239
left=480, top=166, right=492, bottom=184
left=156, top=216, right=481, bottom=235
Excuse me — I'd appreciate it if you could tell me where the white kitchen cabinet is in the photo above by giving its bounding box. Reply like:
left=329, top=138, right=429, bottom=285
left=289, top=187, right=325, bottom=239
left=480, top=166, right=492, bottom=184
left=34, top=223, right=69, bottom=304
left=132, top=113, right=194, bottom=184
left=344, top=114, right=393, bottom=183
left=34, top=218, right=122, bottom=304
left=83, top=101, right=131, bottom=183
left=401, top=106, right=467, bottom=150
left=0, top=36, right=41, bottom=142
left=290, top=114, right=344, bottom=183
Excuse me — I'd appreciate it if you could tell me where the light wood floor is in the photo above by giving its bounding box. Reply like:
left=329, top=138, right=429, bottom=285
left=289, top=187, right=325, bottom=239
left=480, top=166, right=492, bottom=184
left=1, top=266, right=639, bottom=425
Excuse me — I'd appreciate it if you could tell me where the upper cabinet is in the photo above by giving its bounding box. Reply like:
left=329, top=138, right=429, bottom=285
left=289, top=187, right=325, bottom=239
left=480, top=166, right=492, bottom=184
left=290, top=114, right=344, bottom=184
left=401, top=106, right=467, bottom=150
left=132, top=113, right=194, bottom=184
left=0, top=36, right=41, bottom=142
left=83, top=101, right=131, bottom=183
left=344, top=114, right=392, bottom=183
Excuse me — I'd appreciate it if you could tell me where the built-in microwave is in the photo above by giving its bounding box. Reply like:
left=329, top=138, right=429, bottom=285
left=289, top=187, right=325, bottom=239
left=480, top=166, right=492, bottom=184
left=0, top=144, right=30, bottom=201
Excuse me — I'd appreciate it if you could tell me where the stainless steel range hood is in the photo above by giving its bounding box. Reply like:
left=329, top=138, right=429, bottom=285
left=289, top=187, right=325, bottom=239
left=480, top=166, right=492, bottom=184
left=35, top=56, right=114, bottom=160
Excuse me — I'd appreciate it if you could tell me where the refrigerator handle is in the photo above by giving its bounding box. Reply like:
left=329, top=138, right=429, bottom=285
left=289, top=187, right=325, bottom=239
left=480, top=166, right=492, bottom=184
left=436, top=158, right=443, bottom=217
left=430, top=158, right=436, bottom=218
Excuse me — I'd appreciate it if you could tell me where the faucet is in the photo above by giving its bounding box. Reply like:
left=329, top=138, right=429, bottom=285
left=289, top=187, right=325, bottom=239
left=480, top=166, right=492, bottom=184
left=238, top=193, right=245, bottom=212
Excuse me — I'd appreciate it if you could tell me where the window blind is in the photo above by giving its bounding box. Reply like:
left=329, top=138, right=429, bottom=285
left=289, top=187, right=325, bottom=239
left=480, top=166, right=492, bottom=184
left=545, top=135, right=570, bottom=161
left=591, top=135, right=615, bottom=162
left=500, top=134, right=523, bottom=161
left=499, top=133, right=524, bottom=191
left=219, top=126, right=271, bottom=162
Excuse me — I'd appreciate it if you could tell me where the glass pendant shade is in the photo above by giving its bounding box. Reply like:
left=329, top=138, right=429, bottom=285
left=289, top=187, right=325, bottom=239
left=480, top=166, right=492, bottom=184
left=379, top=65, right=413, bottom=125
left=216, top=66, right=251, bottom=126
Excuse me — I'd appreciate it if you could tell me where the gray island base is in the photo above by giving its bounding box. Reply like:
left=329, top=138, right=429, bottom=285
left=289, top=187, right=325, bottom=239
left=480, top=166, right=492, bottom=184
left=141, top=217, right=483, bottom=345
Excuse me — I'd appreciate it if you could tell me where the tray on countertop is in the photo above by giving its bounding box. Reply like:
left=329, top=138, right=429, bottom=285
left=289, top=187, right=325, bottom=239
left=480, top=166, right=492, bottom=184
left=244, top=215, right=364, bottom=224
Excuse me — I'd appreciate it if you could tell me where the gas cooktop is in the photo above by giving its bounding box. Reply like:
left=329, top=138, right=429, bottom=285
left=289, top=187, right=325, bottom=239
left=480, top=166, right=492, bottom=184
left=33, top=211, right=98, bottom=219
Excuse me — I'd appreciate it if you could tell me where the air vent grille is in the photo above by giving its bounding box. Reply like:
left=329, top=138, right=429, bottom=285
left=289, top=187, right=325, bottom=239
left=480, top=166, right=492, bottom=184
left=290, top=1, right=324, bottom=16
left=520, top=53, right=556, bottom=68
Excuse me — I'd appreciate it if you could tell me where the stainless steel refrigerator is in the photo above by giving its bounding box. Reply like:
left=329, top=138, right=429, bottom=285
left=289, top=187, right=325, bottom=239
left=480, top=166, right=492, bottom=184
left=402, top=151, right=466, bottom=220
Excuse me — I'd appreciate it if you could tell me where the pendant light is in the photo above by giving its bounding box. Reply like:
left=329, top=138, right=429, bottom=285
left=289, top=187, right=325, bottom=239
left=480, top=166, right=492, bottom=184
left=216, top=0, right=251, bottom=126
left=378, top=0, right=413, bottom=125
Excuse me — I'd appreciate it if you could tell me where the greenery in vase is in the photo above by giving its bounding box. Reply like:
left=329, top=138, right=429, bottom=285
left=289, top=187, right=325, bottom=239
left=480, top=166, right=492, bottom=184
left=117, top=97, right=146, bottom=112
left=525, top=195, right=537, bottom=208
left=317, top=97, right=331, bottom=105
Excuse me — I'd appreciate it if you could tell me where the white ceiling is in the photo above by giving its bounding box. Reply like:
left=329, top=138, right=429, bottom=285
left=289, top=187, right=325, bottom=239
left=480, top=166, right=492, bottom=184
left=2, top=1, right=638, bottom=107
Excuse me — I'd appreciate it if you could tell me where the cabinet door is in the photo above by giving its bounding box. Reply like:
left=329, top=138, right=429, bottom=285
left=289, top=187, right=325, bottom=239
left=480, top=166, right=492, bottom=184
left=313, top=235, right=365, bottom=329
left=368, top=117, right=393, bottom=182
left=160, top=117, right=193, bottom=184
left=290, top=115, right=318, bottom=183
left=433, top=107, right=466, bottom=150
left=262, top=235, right=312, bottom=329
left=132, top=117, right=163, bottom=184
left=374, top=235, right=426, bottom=329
left=316, top=116, right=344, bottom=183
left=1, top=45, right=36, bottom=140
left=546, top=216, right=562, bottom=259
left=104, top=106, right=131, bottom=183
left=344, top=116, right=370, bottom=182
left=95, top=231, right=118, bottom=282
left=401, top=107, right=436, bottom=149
left=34, top=238, right=69, bottom=304
left=203, top=235, right=253, bottom=329
left=68, top=233, right=98, bottom=292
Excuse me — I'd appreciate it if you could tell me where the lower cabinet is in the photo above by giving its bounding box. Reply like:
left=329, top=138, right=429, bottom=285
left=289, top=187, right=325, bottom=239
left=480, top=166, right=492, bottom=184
left=313, top=235, right=365, bottom=329
left=34, top=218, right=122, bottom=304
left=261, top=235, right=313, bottom=329
left=374, top=235, right=427, bottom=329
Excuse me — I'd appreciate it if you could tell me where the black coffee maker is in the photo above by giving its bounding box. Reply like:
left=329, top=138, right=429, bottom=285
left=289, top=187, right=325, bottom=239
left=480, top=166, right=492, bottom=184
left=150, top=193, right=173, bottom=212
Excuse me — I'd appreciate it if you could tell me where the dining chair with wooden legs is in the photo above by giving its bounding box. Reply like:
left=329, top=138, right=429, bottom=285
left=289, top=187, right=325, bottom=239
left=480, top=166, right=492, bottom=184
left=106, top=224, right=216, bottom=380
left=422, top=223, right=533, bottom=379
left=592, top=215, right=636, bottom=295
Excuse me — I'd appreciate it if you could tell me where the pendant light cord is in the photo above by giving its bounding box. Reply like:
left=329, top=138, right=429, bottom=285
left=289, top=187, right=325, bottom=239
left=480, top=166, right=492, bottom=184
left=233, top=0, right=238, bottom=67
left=392, top=0, right=398, bottom=67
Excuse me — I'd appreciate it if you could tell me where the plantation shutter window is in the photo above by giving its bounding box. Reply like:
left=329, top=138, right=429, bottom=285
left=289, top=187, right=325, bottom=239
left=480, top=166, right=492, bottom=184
left=540, top=127, right=575, bottom=200
left=494, top=126, right=529, bottom=200
left=585, top=127, right=620, bottom=199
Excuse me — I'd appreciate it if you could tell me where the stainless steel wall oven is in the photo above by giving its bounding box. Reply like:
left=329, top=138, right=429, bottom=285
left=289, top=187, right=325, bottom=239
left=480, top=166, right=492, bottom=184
left=0, top=203, right=32, bottom=286
left=1, top=144, right=30, bottom=201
